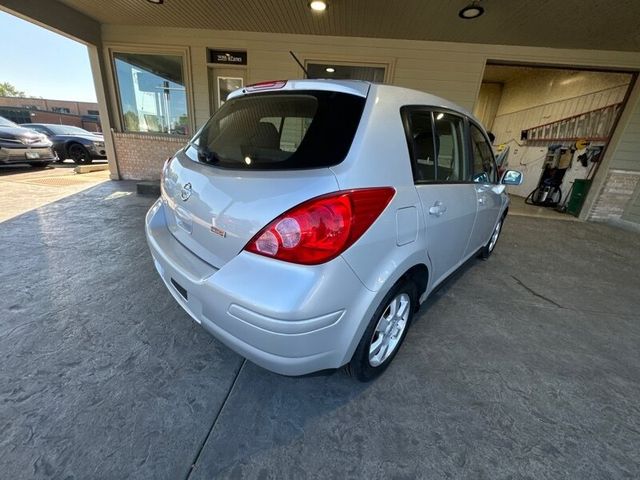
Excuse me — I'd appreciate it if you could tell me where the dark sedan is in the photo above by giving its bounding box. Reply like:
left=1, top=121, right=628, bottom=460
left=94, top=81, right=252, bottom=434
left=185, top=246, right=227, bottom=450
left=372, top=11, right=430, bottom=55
left=20, top=123, right=106, bottom=165
left=0, top=116, right=55, bottom=168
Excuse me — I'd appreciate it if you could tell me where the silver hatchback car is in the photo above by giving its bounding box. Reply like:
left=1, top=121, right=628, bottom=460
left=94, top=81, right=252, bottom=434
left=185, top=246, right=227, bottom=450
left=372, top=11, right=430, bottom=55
left=146, top=80, right=523, bottom=381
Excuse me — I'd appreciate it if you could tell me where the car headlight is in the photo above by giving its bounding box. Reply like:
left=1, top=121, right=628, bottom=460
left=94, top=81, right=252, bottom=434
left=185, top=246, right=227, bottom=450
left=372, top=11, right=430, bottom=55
left=93, top=141, right=105, bottom=148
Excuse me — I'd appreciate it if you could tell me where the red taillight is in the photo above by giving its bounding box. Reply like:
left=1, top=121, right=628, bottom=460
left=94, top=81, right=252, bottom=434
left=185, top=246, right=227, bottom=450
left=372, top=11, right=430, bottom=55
left=244, top=188, right=395, bottom=265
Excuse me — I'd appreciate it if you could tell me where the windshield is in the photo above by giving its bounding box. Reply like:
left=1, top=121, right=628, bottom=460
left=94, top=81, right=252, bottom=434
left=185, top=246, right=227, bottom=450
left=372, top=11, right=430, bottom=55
left=47, top=125, right=94, bottom=135
left=188, top=90, right=366, bottom=169
left=0, top=116, right=18, bottom=127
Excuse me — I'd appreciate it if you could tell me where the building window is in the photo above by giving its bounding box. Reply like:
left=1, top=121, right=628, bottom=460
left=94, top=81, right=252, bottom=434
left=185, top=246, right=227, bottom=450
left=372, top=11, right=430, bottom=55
left=306, top=63, right=386, bottom=82
left=113, top=51, right=190, bottom=136
left=52, top=107, right=71, bottom=114
left=87, top=109, right=100, bottom=116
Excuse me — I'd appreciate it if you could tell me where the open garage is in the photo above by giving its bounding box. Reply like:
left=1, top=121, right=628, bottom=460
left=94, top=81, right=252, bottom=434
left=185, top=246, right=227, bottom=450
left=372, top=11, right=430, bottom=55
left=1, top=1, right=639, bottom=478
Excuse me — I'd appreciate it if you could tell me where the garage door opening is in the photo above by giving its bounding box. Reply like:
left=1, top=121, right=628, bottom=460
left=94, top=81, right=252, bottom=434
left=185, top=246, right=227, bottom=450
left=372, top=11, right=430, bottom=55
left=474, top=63, right=635, bottom=219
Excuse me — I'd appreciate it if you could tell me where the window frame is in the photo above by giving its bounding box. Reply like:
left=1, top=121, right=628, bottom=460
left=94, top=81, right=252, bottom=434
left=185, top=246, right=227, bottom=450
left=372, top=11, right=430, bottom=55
left=108, top=45, right=195, bottom=137
left=400, top=105, right=472, bottom=185
left=468, top=119, right=499, bottom=185
left=303, top=56, right=395, bottom=84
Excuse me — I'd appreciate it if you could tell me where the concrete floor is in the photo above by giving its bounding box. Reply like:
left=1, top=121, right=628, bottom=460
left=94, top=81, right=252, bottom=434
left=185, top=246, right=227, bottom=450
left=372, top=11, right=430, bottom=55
left=508, top=194, right=579, bottom=221
left=1, top=181, right=639, bottom=479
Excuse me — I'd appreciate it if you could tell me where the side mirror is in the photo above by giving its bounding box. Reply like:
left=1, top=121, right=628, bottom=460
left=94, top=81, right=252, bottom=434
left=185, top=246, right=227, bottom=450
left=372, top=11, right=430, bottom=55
left=501, top=170, right=523, bottom=186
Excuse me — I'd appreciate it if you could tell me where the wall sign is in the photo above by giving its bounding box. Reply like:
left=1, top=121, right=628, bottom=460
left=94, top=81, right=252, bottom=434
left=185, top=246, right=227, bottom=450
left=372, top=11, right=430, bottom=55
left=207, top=49, right=247, bottom=65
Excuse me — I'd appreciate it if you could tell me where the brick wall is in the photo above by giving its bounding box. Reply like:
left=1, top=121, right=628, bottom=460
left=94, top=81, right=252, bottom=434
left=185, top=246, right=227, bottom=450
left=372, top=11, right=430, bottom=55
left=113, top=133, right=187, bottom=180
left=589, top=170, right=640, bottom=222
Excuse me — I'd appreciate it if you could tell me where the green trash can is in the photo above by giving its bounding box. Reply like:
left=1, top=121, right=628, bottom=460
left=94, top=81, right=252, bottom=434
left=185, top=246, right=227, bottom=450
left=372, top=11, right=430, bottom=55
left=566, top=179, right=592, bottom=217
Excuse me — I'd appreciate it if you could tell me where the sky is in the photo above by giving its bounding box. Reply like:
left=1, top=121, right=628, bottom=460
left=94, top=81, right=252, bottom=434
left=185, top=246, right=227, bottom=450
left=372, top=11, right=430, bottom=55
left=0, top=10, right=97, bottom=102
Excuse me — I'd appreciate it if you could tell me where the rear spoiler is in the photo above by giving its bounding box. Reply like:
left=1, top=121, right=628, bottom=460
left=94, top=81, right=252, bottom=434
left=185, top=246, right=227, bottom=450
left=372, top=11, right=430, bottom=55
left=228, top=79, right=370, bottom=100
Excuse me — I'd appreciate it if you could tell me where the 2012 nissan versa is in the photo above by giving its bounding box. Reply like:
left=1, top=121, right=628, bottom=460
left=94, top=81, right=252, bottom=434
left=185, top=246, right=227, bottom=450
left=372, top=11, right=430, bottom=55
left=145, top=79, right=523, bottom=381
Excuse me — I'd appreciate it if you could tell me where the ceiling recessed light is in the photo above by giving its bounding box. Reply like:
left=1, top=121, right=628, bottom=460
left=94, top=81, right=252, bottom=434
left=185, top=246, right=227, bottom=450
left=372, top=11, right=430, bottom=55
left=458, top=1, right=484, bottom=19
left=310, top=1, right=327, bottom=12
left=325, top=67, right=335, bottom=73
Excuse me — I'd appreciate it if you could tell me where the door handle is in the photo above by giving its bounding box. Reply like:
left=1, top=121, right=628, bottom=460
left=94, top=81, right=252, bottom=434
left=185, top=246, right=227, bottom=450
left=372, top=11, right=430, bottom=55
left=429, top=201, right=447, bottom=217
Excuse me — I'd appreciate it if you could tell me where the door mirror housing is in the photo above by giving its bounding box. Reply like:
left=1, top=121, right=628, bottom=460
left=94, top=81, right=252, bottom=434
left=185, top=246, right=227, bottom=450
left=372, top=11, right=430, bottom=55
left=501, top=170, right=523, bottom=186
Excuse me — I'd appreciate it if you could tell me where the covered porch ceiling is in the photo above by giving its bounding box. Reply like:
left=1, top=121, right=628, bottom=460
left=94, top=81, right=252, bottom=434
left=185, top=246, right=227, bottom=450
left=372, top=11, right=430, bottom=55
left=53, top=0, right=640, bottom=52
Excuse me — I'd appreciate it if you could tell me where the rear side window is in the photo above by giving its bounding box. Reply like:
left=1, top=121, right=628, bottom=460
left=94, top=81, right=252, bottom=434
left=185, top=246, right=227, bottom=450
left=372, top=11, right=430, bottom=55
left=470, top=124, right=497, bottom=183
left=190, top=90, right=366, bottom=169
left=403, top=108, right=466, bottom=183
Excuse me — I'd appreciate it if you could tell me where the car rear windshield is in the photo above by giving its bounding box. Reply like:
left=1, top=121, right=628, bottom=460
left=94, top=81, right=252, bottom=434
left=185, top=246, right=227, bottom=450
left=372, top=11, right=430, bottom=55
left=188, top=90, right=366, bottom=169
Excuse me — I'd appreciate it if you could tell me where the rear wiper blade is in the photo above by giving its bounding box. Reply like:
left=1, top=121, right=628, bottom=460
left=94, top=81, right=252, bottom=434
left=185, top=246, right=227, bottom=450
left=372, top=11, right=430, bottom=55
left=197, top=146, right=219, bottom=164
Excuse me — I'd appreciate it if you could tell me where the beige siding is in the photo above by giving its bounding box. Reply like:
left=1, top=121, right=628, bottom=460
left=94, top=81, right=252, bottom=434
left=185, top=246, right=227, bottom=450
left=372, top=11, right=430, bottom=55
left=610, top=100, right=640, bottom=171
left=101, top=25, right=640, bottom=126
left=622, top=180, right=640, bottom=223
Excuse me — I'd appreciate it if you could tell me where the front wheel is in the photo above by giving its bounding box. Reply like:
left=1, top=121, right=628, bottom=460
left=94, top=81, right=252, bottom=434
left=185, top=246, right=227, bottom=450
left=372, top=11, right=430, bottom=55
left=347, top=279, right=417, bottom=382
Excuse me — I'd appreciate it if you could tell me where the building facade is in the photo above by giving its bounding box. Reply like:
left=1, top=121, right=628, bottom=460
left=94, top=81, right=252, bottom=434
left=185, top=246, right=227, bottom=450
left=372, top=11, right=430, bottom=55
left=0, top=96, right=101, bottom=131
left=1, top=0, right=639, bottom=228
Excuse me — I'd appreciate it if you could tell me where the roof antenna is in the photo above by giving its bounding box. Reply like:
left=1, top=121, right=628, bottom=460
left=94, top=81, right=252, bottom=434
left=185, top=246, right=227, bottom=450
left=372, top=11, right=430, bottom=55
left=289, top=51, right=309, bottom=79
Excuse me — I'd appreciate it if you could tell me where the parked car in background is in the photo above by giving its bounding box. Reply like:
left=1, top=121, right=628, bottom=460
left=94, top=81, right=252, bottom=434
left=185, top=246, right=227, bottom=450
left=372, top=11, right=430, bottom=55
left=20, top=123, right=106, bottom=164
left=146, top=80, right=523, bottom=381
left=0, top=116, right=55, bottom=168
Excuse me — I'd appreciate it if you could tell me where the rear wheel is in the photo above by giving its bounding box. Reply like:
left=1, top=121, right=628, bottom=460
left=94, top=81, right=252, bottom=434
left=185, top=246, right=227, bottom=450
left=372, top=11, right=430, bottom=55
left=68, top=144, right=92, bottom=165
left=347, top=279, right=417, bottom=382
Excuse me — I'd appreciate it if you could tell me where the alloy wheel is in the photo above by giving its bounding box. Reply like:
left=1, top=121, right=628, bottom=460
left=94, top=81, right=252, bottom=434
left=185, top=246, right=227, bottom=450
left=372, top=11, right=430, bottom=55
left=488, top=220, right=502, bottom=252
left=368, top=293, right=410, bottom=367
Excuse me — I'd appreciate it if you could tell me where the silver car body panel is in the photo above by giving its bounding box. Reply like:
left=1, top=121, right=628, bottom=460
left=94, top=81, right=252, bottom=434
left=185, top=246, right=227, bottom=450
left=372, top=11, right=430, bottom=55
left=146, top=80, right=510, bottom=375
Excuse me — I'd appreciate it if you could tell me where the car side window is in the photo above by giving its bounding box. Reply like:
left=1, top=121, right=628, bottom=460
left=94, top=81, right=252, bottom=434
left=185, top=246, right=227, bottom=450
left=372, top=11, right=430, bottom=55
left=470, top=124, right=497, bottom=183
left=405, top=110, right=436, bottom=182
left=433, top=113, right=465, bottom=182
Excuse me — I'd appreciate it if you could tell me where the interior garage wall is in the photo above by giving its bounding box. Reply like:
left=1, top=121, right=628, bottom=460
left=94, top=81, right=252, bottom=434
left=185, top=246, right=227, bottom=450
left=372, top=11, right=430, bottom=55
left=491, top=70, right=630, bottom=145
left=473, top=82, right=503, bottom=130
left=487, top=70, right=632, bottom=198
left=98, top=25, right=640, bottom=226
left=497, top=70, right=630, bottom=116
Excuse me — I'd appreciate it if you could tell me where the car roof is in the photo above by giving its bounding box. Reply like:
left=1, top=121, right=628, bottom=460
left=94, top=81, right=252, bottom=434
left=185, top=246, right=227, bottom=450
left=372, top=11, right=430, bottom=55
left=227, top=79, right=476, bottom=121
left=25, top=123, right=72, bottom=127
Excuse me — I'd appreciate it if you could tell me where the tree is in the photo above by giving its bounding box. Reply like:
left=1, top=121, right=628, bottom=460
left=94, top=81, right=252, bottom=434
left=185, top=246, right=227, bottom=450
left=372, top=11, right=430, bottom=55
left=0, top=82, right=25, bottom=97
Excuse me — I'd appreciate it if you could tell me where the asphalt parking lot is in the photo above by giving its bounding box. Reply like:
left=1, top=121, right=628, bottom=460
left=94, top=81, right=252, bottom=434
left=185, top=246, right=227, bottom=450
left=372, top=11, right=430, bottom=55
left=1, top=180, right=639, bottom=479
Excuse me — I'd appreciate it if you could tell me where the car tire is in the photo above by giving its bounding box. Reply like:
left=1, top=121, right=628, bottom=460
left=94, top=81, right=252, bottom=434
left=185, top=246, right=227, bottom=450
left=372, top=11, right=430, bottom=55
left=68, top=144, right=92, bottom=165
left=347, top=279, right=417, bottom=382
left=30, top=162, right=51, bottom=169
left=479, top=216, right=504, bottom=260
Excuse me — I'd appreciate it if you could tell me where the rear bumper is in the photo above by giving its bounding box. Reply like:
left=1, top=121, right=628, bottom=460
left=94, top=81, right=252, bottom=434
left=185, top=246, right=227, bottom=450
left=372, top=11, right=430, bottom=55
left=145, top=199, right=376, bottom=376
